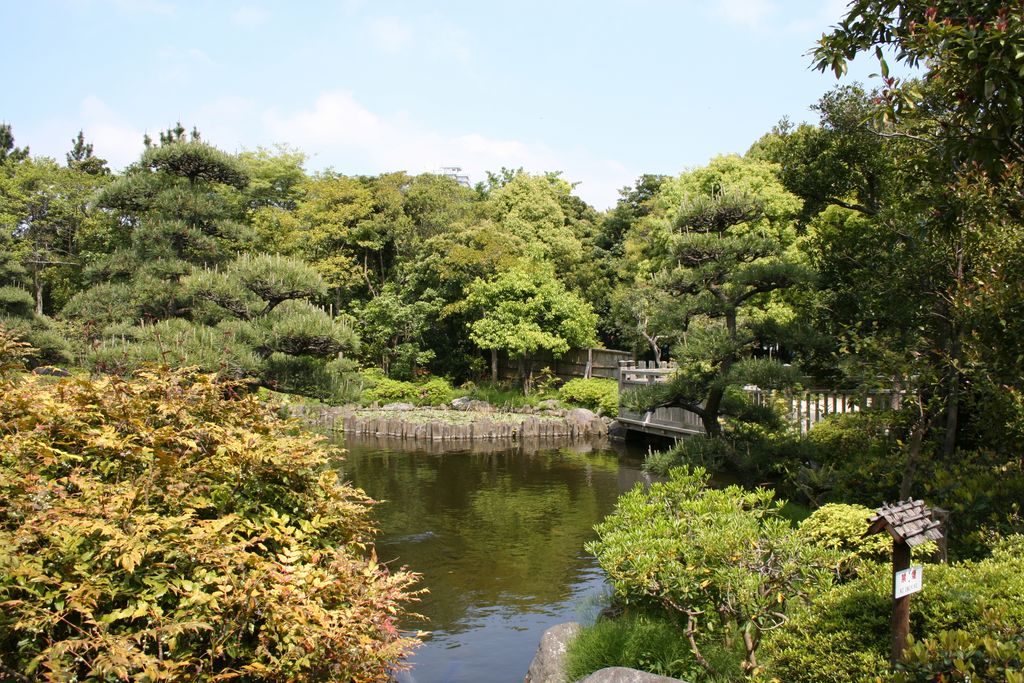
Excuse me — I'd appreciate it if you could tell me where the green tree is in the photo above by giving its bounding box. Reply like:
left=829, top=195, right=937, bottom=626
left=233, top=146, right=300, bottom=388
left=463, top=262, right=597, bottom=392
left=66, top=130, right=110, bottom=176
left=0, top=123, right=28, bottom=165
left=598, top=174, right=667, bottom=253
left=813, top=1, right=1024, bottom=170
left=356, top=283, right=442, bottom=379
left=86, top=253, right=361, bottom=400
left=747, top=86, right=893, bottom=223
left=623, top=156, right=806, bottom=436
left=588, top=466, right=833, bottom=675
left=74, top=135, right=251, bottom=323
left=1, top=157, right=110, bottom=315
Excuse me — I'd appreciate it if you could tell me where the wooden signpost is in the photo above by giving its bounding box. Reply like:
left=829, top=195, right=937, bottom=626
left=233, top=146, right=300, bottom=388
left=864, top=499, right=944, bottom=664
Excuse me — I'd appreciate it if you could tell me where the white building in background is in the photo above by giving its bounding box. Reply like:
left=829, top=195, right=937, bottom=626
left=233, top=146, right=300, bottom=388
left=438, top=166, right=471, bottom=187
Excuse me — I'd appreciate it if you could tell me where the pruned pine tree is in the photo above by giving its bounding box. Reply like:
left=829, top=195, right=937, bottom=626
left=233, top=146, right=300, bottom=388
left=624, top=157, right=807, bottom=436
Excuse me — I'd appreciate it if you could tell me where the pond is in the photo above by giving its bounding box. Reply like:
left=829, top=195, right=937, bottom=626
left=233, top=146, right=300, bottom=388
left=334, top=435, right=654, bottom=683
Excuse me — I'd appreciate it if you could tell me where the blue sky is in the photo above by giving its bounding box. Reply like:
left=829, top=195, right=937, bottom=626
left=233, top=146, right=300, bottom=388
left=6, top=0, right=899, bottom=209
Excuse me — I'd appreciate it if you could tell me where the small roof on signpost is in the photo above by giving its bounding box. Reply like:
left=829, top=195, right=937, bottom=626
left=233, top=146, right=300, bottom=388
left=865, top=499, right=944, bottom=547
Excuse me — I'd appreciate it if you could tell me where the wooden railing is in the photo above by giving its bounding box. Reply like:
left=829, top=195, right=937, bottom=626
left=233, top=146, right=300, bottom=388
left=616, top=361, right=706, bottom=437
left=747, top=387, right=901, bottom=434
left=616, top=361, right=902, bottom=436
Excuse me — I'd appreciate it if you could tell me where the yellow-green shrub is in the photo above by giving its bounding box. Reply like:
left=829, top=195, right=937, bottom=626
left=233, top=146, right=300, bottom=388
left=798, top=503, right=892, bottom=567
left=559, top=378, right=618, bottom=416
left=362, top=375, right=454, bottom=406
left=762, top=536, right=1024, bottom=682
left=0, top=369, right=419, bottom=681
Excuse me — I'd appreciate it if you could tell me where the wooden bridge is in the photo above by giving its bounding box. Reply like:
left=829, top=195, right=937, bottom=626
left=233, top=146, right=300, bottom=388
left=616, top=360, right=899, bottom=439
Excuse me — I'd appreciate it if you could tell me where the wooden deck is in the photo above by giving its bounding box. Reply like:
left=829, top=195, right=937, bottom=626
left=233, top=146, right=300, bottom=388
left=617, top=361, right=705, bottom=438
left=616, top=360, right=899, bottom=439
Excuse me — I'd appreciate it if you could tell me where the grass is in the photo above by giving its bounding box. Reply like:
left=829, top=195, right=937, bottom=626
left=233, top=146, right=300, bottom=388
left=778, top=500, right=813, bottom=525
left=565, top=611, right=747, bottom=683
left=452, top=380, right=561, bottom=410
left=565, top=612, right=697, bottom=681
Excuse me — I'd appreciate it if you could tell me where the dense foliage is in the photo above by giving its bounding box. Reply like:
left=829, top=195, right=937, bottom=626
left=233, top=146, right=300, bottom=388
left=4, top=7, right=1024, bottom=675
left=762, top=537, right=1024, bottom=682
left=558, top=378, right=618, bottom=417
left=587, top=467, right=834, bottom=676
left=0, top=369, right=420, bottom=681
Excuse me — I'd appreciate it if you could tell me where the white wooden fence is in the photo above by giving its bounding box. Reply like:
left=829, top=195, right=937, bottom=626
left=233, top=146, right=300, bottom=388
left=616, top=360, right=901, bottom=436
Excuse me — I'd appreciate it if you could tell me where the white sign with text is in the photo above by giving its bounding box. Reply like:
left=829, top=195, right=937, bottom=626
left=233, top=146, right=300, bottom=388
left=894, top=564, right=923, bottom=598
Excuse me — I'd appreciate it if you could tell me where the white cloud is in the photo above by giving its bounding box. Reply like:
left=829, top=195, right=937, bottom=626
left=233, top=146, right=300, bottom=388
left=79, top=96, right=147, bottom=168
left=231, top=5, right=270, bottom=27
left=262, top=90, right=631, bottom=209
left=15, top=95, right=145, bottom=170
left=710, top=0, right=778, bottom=29
left=367, top=17, right=413, bottom=53
left=18, top=90, right=631, bottom=209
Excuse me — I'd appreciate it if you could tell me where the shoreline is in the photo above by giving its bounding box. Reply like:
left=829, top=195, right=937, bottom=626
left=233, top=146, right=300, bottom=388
left=289, top=404, right=611, bottom=442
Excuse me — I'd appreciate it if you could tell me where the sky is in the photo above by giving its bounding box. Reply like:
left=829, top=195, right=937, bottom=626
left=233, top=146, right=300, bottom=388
left=4, top=0, right=902, bottom=209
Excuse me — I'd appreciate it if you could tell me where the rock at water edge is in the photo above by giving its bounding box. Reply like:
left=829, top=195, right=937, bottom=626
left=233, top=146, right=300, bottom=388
left=578, top=667, right=688, bottom=683
left=523, top=622, right=580, bottom=683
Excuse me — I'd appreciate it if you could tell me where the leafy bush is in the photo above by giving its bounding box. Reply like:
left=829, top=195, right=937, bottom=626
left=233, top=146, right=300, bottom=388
left=587, top=466, right=835, bottom=676
left=0, top=369, right=420, bottom=681
left=416, top=376, right=455, bottom=405
left=454, top=380, right=557, bottom=409
left=0, top=285, right=34, bottom=317
left=559, top=377, right=618, bottom=416
left=0, top=323, right=37, bottom=376
left=795, top=411, right=904, bottom=506
left=565, top=613, right=709, bottom=682
left=762, top=536, right=1024, bottom=683
left=362, top=375, right=454, bottom=406
left=0, top=314, right=71, bottom=367
left=895, top=627, right=1023, bottom=683
left=797, top=503, right=892, bottom=569
left=644, top=435, right=739, bottom=474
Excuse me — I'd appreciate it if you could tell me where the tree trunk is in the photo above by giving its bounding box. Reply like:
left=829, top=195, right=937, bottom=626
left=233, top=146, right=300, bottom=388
left=942, top=244, right=965, bottom=459
left=901, top=406, right=940, bottom=500
left=518, top=355, right=533, bottom=395
left=699, top=310, right=737, bottom=438
left=644, top=333, right=662, bottom=365
left=33, top=267, right=44, bottom=316
left=942, top=363, right=959, bottom=459
left=491, top=348, right=498, bottom=382
left=702, top=386, right=724, bottom=437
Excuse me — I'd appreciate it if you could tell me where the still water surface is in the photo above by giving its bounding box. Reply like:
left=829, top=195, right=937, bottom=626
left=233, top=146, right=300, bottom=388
left=334, top=436, right=652, bottom=683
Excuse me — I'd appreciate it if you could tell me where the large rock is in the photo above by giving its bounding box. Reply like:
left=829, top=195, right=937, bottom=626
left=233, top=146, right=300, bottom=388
left=450, top=396, right=493, bottom=412
left=578, top=668, right=687, bottom=683
left=31, top=366, right=70, bottom=377
left=565, top=408, right=598, bottom=422
left=524, top=622, right=580, bottom=683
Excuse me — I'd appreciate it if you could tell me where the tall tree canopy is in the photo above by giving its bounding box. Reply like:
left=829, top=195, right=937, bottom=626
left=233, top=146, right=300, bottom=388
left=622, top=156, right=806, bottom=435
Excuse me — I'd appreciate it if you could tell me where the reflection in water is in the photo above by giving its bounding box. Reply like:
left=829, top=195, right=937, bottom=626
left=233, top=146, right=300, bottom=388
left=334, top=436, right=651, bottom=683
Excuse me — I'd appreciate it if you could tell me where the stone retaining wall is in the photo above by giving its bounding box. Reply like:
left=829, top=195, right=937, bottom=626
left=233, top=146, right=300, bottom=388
left=290, top=405, right=609, bottom=442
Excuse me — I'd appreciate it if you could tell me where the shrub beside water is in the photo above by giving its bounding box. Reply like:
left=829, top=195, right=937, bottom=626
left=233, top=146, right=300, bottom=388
left=559, top=377, right=618, bottom=416
left=361, top=374, right=455, bottom=406
left=0, top=369, right=420, bottom=681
